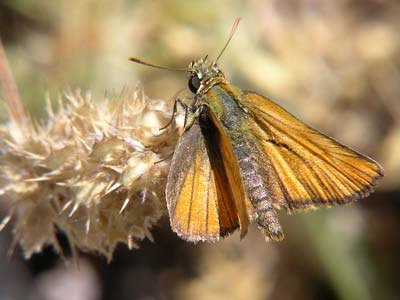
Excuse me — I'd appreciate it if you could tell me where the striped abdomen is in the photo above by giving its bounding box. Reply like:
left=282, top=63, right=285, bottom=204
left=233, top=137, right=284, bottom=241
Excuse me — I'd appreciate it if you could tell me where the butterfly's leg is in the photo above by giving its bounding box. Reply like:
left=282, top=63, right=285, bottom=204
left=159, top=99, right=187, bottom=131
left=184, top=101, right=206, bottom=129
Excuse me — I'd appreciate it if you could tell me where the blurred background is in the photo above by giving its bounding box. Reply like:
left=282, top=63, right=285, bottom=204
left=0, top=0, right=399, bottom=299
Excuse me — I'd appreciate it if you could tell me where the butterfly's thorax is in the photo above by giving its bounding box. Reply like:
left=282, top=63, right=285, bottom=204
left=203, top=84, right=267, bottom=202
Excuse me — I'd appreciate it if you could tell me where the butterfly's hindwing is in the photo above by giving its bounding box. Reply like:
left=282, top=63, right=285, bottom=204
left=240, top=90, right=383, bottom=211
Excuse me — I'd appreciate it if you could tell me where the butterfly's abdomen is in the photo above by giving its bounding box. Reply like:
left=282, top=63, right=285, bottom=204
left=235, top=138, right=284, bottom=241
left=235, top=141, right=268, bottom=204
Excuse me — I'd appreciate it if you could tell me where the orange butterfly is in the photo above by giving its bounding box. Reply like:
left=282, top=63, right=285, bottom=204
left=130, top=18, right=383, bottom=242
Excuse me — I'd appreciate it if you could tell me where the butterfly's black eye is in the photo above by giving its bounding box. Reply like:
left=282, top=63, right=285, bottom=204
left=188, top=75, right=201, bottom=94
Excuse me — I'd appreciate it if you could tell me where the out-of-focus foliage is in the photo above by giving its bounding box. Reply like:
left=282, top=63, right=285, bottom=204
left=0, top=0, right=399, bottom=300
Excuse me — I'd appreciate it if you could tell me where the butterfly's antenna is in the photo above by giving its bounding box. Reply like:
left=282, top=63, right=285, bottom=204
left=129, top=57, right=187, bottom=72
left=215, top=17, right=241, bottom=63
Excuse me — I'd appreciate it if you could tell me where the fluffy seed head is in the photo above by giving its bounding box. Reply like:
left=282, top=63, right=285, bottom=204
left=0, top=86, right=181, bottom=260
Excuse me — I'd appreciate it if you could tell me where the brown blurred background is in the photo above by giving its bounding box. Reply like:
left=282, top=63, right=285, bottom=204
left=0, top=0, right=399, bottom=299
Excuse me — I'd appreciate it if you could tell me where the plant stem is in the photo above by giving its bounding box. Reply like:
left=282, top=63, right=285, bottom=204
left=0, top=36, right=27, bottom=133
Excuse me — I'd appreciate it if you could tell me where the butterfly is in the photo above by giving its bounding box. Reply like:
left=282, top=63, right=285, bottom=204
left=130, top=18, right=384, bottom=242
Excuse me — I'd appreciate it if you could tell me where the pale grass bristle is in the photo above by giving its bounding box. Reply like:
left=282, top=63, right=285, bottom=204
left=0, top=87, right=181, bottom=261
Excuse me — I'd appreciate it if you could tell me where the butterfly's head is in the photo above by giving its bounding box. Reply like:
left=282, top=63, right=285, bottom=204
left=186, top=16, right=241, bottom=95
left=187, top=56, right=225, bottom=94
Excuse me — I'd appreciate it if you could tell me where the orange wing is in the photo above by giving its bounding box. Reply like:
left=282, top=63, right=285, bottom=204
left=166, top=111, right=249, bottom=242
left=240, top=91, right=384, bottom=212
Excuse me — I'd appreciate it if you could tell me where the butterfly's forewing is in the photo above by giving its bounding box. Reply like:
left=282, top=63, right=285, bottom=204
left=202, top=107, right=251, bottom=234
left=240, top=91, right=384, bottom=211
left=166, top=120, right=224, bottom=241
left=166, top=111, right=249, bottom=242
